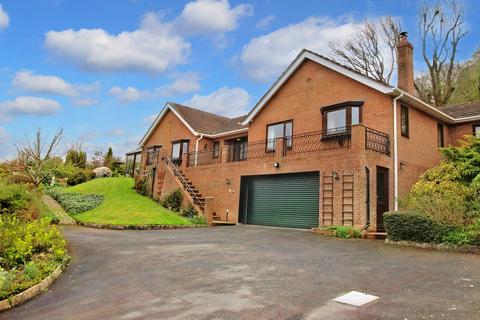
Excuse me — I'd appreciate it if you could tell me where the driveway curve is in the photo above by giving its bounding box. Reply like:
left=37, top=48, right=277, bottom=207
left=1, top=225, right=480, bottom=320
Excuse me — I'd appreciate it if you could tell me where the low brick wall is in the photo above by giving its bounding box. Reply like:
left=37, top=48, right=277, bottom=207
left=76, top=221, right=208, bottom=230
left=385, top=239, right=480, bottom=255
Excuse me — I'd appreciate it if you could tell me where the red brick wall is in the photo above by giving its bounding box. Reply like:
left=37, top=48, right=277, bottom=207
left=396, top=105, right=445, bottom=197
left=448, top=122, right=478, bottom=145
left=247, top=60, right=394, bottom=141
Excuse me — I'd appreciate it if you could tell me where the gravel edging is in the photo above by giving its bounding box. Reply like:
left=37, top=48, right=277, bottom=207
left=76, top=221, right=208, bottom=230
left=0, top=265, right=64, bottom=312
left=385, top=238, right=480, bottom=254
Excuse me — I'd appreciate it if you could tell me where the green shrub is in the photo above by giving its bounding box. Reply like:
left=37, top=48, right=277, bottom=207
left=134, top=179, right=147, bottom=196
left=67, top=170, right=90, bottom=186
left=181, top=204, right=198, bottom=218
left=334, top=226, right=362, bottom=239
left=46, top=187, right=103, bottom=214
left=0, top=181, right=31, bottom=215
left=384, top=211, right=455, bottom=243
left=162, top=189, right=183, bottom=212
left=402, top=180, right=472, bottom=226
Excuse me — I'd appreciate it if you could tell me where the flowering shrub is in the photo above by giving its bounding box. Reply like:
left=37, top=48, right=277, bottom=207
left=92, top=167, right=112, bottom=178
left=0, top=216, right=68, bottom=299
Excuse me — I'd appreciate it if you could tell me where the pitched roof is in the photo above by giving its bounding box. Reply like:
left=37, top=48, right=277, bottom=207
left=139, top=102, right=248, bottom=146
left=241, top=49, right=395, bottom=125
left=170, top=103, right=248, bottom=135
left=436, top=101, right=480, bottom=119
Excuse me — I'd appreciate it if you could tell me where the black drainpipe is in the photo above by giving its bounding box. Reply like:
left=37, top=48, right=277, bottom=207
left=362, top=167, right=371, bottom=231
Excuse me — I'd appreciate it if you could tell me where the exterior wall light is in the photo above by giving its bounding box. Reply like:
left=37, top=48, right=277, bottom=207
left=400, top=161, right=407, bottom=169
left=225, top=178, right=231, bottom=185
left=273, top=162, right=280, bottom=168
left=332, top=171, right=339, bottom=180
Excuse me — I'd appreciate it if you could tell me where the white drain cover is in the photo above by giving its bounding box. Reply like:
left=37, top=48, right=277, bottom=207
left=333, top=291, right=379, bottom=306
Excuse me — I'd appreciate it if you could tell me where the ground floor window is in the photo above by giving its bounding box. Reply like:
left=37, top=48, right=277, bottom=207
left=474, top=124, right=480, bottom=138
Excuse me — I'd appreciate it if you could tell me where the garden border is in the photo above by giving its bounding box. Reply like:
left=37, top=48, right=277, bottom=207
left=385, top=239, right=480, bottom=255
left=75, top=221, right=208, bottom=230
left=0, top=265, right=64, bottom=312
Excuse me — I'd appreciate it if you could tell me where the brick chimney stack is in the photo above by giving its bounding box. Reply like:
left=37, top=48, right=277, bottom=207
left=397, top=32, right=414, bottom=94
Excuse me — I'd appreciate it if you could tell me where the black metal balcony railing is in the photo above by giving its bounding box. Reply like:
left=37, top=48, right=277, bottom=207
left=224, top=139, right=276, bottom=162
left=187, top=149, right=221, bottom=167
left=365, top=127, right=390, bottom=155
left=182, top=126, right=389, bottom=166
left=283, top=126, right=351, bottom=157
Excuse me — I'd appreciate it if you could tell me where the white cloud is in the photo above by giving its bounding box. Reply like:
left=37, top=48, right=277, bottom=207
left=175, top=0, right=253, bottom=35
left=12, top=70, right=99, bottom=97
left=44, top=1, right=252, bottom=72
left=0, top=5, right=9, bottom=30
left=108, top=86, right=148, bottom=103
left=73, top=97, right=98, bottom=107
left=45, top=13, right=190, bottom=74
left=238, top=17, right=358, bottom=82
left=185, top=86, right=250, bottom=117
left=256, top=14, right=274, bottom=30
left=154, top=72, right=201, bottom=97
left=0, top=96, right=61, bottom=118
left=109, top=72, right=201, bottom=103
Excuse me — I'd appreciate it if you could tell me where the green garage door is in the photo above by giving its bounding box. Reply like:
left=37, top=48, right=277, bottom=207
left=241, top=172, right=320, bottom=229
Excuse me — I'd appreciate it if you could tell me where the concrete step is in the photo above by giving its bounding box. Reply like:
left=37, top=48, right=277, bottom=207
left=363, top=232, right=387, bottom=240
left=212, top=221, right=236, bottom=226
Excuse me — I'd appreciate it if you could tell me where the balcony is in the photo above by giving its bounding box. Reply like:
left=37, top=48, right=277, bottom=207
left=185, top=125, right=390, bottom=167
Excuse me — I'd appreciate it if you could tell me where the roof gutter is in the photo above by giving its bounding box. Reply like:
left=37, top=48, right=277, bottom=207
left=202, top=128, right=249, bottom=139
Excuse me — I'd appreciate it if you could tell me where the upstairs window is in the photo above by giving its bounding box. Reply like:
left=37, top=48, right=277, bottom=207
left=171, top=140, right=189, bottom=160
left=401, top=105, right=409, bottom=137
left=321, top=101, right=363, bottom=133
left=473, top=124, right=480, bottom=138
left=266, top=120, right=293, bottom=151
left=437, top=123, right=444, bottom=147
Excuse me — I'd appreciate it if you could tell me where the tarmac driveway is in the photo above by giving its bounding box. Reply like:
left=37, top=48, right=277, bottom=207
left=1, top=225, right=480, bottom=320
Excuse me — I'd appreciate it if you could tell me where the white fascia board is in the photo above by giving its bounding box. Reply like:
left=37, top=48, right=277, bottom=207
left=242, top=50, right=394, bottom=125
left=139, top=102, right=199, bottom=147
left=204, top=128, right=249, bottom=138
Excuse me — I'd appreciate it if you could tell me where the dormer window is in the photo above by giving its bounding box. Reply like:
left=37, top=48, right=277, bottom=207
left=321, top=101, right=363, bottom=133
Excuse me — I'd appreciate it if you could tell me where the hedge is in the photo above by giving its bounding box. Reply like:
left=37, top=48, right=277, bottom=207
left=384, top=211, right=455, bottom=244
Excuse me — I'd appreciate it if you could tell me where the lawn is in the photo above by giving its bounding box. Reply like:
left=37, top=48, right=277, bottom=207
left=66, top=177, right=194, bottom=226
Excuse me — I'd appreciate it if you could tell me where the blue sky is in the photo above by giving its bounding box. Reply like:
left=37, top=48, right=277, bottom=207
left=0, top=0, right=479, bottom=160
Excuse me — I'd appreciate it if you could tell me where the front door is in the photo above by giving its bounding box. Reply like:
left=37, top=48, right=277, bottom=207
left=376, top=166, right=389, bottom=232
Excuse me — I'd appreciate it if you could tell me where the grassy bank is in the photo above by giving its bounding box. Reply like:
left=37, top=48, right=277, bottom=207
left=65, top=177, right=194, bottom=226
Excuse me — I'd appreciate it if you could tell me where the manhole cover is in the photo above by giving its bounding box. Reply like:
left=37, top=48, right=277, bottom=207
left=333, top=291, right=379, bottom=306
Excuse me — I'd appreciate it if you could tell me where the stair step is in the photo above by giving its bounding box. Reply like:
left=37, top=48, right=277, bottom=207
left=363, top=232, right=387, bottom=240
left=212, top=221, right=236, bottom=226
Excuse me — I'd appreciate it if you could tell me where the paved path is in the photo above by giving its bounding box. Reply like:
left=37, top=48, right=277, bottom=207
left=1, top=225, right=480, bottom=320
left=42, top=194, right=76, bottom=225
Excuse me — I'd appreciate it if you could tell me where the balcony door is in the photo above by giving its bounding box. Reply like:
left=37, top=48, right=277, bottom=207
left=227, top=136, right=248, bottom=161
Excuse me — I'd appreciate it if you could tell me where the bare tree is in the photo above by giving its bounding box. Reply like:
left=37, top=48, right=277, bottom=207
left=329, top=16, right=401, bottom=84
left=416, top=0, right=468, bottom=107
left=15, top=128, right=64, bottom=186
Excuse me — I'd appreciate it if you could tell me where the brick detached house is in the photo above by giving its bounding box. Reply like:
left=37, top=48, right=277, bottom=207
left=126, top=33, right=480, bottom=231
